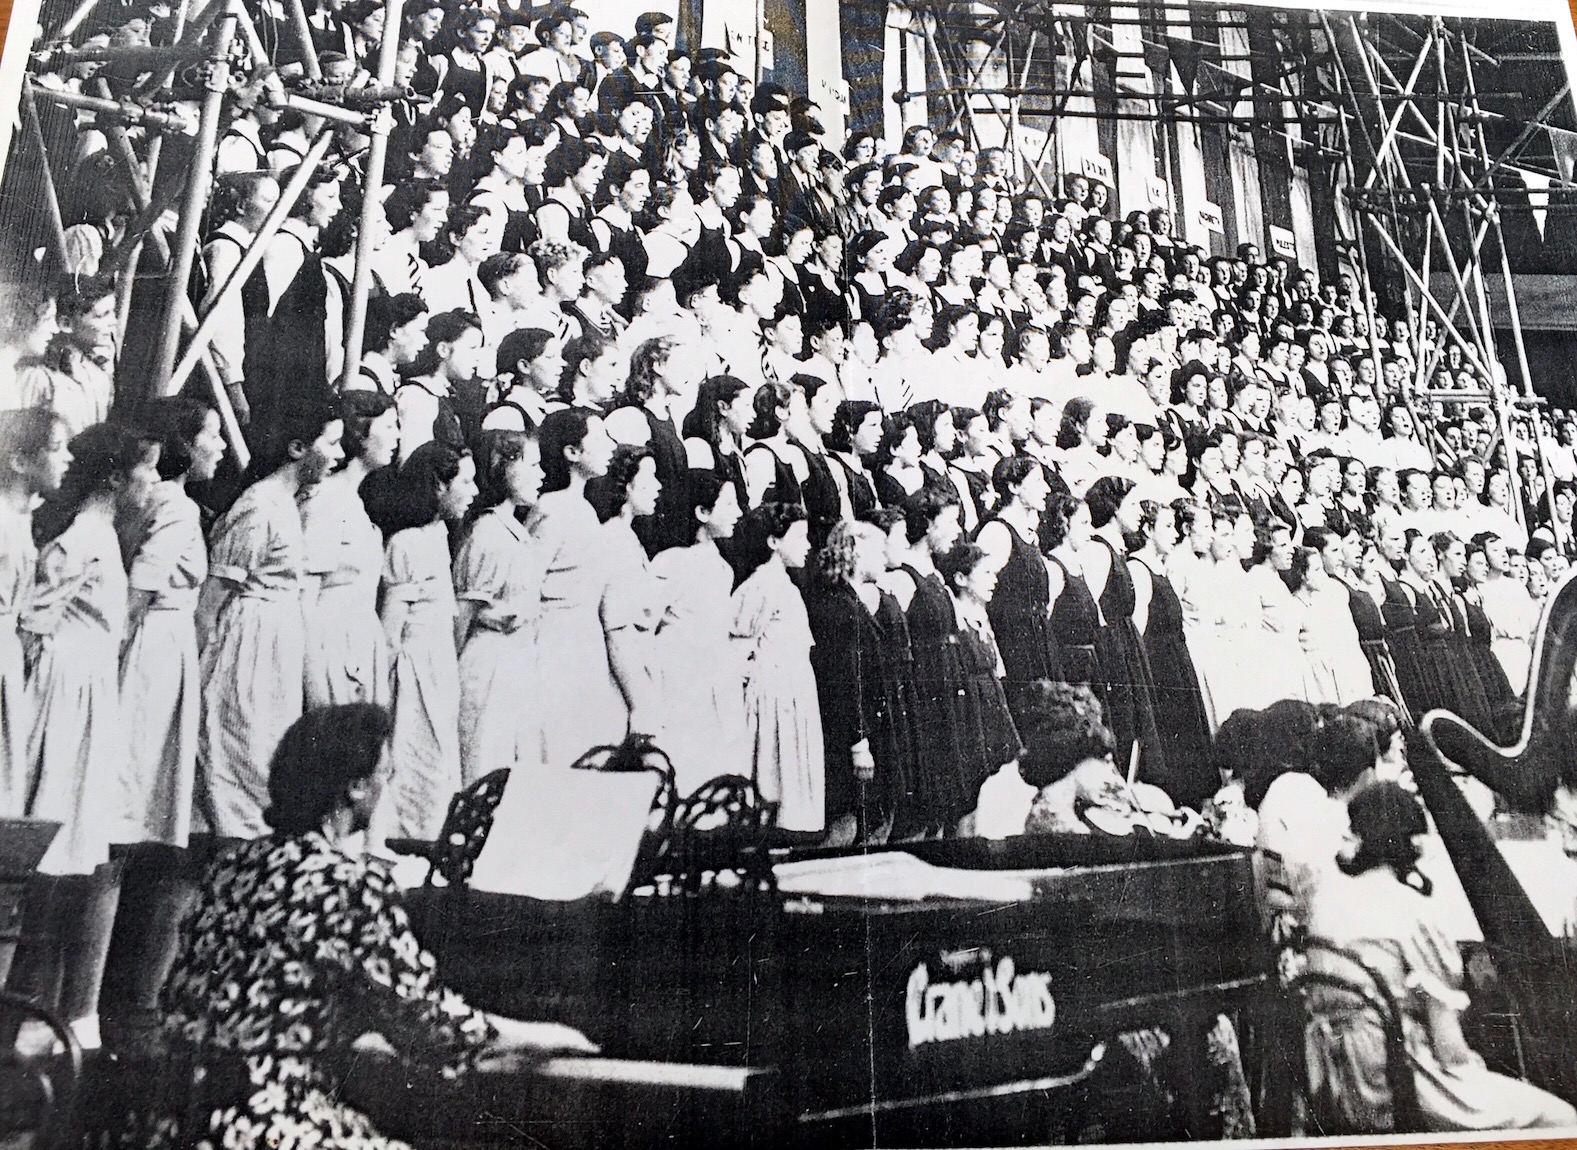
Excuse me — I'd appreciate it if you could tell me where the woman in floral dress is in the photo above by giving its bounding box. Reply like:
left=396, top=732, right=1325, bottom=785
left=118, top=704, right=593, bottom=1149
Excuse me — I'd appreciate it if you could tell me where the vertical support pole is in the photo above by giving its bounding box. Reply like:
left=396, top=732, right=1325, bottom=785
left=340, top=0, right=405, bottom=387
left=1460, top=34, right=1563, bottom=551
left=21, top=85, right=70, bottom=272
left=754, top=0, right=765, bottom=84
left=153, top=12, right=237, bottom=393
left=287, top=0, right=325, bottom=79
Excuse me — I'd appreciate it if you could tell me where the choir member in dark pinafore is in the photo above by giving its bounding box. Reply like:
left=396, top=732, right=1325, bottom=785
left=886, top=489, right=971, bottom=836
left=1126, top=499, right=1217, bottom=808
left=1082, top=476, right=1165, bottom=783
left=975, top=455, right=1058, bottom=720
left=936, top=541, right=1024, bottom=816
left=803, top=521, right=914, bottom=847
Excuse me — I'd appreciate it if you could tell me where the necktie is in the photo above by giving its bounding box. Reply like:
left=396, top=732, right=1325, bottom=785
left=407, top=251, right=423, bottom=295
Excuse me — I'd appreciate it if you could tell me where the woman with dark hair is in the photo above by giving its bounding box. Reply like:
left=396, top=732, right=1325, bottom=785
left=1304, top=783, right=1577, bottom=1131
left=803, top=519, right=913, bottom=846
left=948, top=407, right=997, bottom=532
left=98, top=398, right=225, bottom=1050
left=13, top=422, right=159, bottom=1050
left=1018, top=681, right=1129, bottom=836
left=116, top=398, right=226, bottom=847
left=301, top=390, right=399, bottom=710
left=1286, top=539, right=1372, bottom=706
left=1255, top=711, right=1379, bottom=927
left=742, top=380, right=807, bottom=509
left=1397, top=528, right=1454, bottom=717
left=730, top=502, right=824, bottom=832
left=1081, top=475, right=1165, bottom=783
left=1055, top=396, right=1106, bottom=498
left=1040, top=490, right=1102, bottom=691
left=532, top=409, right=630, bottom=768
left=378, top=441, right=477, bottom=839
left=871, top=412, right=926, bottom=508
left=976, top=455, right=1057, bottom=715
left=681, top=374, right=752, bottom=506
left=245, top=166, right=344, bottom=435
left=936, top=539, right=1024, bottom=827
left=456, top=430, right=544, bottom=787
left=141, top=703, right=595, bottom=1148
left=199, top=171, right=279, bottom=424
left=0, top=408, right=69, bottom=816
left=647, top=470, right=749, bottom=796
left=199, top=396, right=344, bottom=841
left=485, top=326, right=561, bottom=431
left=1240, top=516, right=1307, bottom=708
left=603, top=334, right=692, bottom=555
left=1127, top=498, right=1215, bottom=806
left=888, top=487, right=971, bottom=836
left=824, top=399, right=882, bottom=522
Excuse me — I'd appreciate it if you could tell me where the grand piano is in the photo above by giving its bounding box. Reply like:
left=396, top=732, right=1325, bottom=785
left=386, top=809, right=1274, bottom=1148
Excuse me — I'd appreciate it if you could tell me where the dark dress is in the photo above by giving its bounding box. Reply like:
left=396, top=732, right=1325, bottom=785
left=983, top=520, right=1058, bottom=714
left=953, top=611, right=1023, bottom=800
left=897, top=566, right=972, bottom=833
left=1409, top=581, right=1461, bottom=720
left=633, top=407, right=692, bottom=557
left=1131, top=556, right=1215, bottom=808
left=798, top=443, right=842, bottom=549
left=114, top=833, right=492, bottom=1149
left=1089, top=538, right=1165, bottom=784
left=871, top=589, right=921, bottom=834
left=1463, top=594, right=1516, bottom=739
left=1046, top=555, right=1101, bottom=688
left=804, top=579, right=911, bottom=836
left=1344, top=579, right=1409, bottom=715
left=1437, top=587, right=1494, bottom=736
left=874, top=468, right=924, bottom=509
left=1379, top=576, right=1431, bottom=721
left=745, top=440, right=806, bottom=509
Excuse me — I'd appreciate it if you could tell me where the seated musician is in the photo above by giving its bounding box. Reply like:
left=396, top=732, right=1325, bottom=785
left=1254, top=710, right=1379, bottom=922
left=124, top=704, right=595, bottom=1149
left=1304, top=783, right=1577, bottom=1133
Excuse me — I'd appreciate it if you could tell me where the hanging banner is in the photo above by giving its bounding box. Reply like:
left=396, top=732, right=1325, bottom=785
left=1268, top=224, right=1298, bottom=259
left=1519, top=167, right=1552, bottom=241
left=1148, top=176, right=1170, bottom=209
left=1082, top=154, right=1114, bottom=186
left=1197, top=201, right=1224, bottom=233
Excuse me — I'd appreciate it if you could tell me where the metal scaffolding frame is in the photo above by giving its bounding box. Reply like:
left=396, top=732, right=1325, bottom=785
left=905, top=2, right=1572, bottom=548
left=21, top=0, right=413, bottom=467
left=1319, top=10, right=1571, bottom=551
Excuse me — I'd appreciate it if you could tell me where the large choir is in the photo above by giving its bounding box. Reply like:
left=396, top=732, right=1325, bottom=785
left=2, top=0, right=1577, bottom=1138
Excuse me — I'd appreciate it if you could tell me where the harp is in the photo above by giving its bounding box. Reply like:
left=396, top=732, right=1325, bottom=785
left=1417, top=570, right=1577, bottom=1102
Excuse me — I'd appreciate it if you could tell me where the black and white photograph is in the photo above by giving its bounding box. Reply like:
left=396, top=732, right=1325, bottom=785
left=2, top=0, right=1577, bottom=1143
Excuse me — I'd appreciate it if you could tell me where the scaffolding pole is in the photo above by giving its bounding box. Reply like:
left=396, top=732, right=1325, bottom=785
left=339, top=0, right=405, bottom=387
left=151, top=11, right=237, bottom=393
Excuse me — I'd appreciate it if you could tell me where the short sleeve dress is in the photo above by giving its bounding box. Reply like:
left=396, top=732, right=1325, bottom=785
left=381, top=521, right=463, bottom=840
left=300, top=470, right=392, bottom=708
left=21, top=510, right=128, bottom=874
left=454, top=506, right=545, bottom=786
left=118, top=480, right=207, bottom=847
left=730, top=554, right=825, bottom=832
left=199, top=480, right=308, bottom=840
